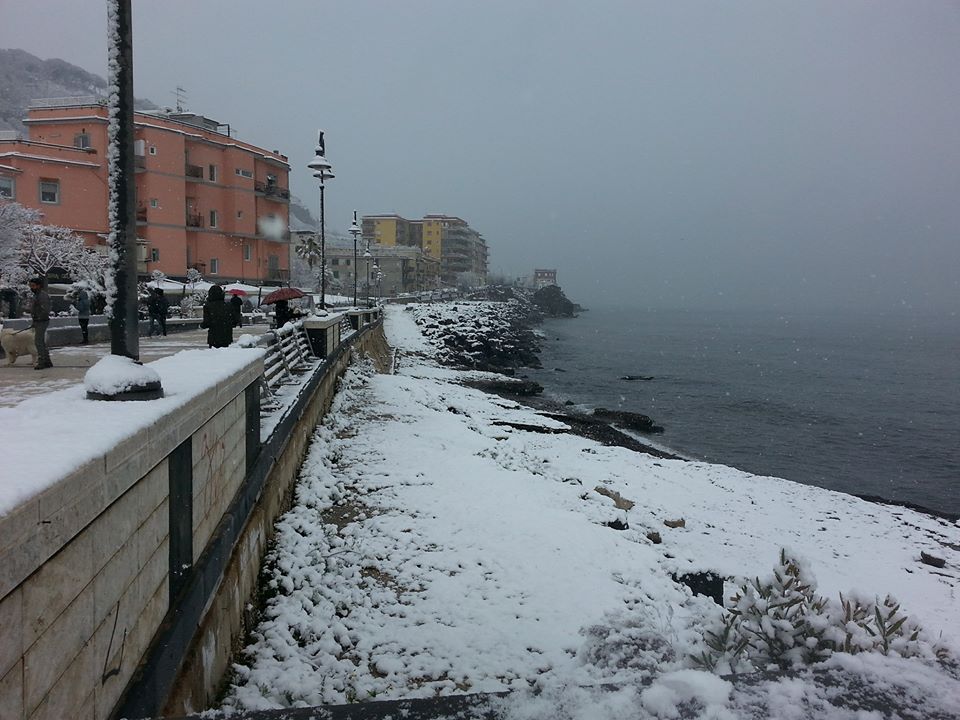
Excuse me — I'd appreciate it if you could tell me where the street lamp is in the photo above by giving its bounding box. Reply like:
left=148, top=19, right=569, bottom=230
left=348, top=210, right=361, bottom=307
left=307, top=130, right=334, bottom=309
left=363, top=239, right=372, bottom=307
left=372, top=261, right=381, bottom=305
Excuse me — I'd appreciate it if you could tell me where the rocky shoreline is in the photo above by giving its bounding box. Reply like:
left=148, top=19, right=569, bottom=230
left=406, top=293, right=960, bottom=525
left=407, top=289, right=673, bottom=459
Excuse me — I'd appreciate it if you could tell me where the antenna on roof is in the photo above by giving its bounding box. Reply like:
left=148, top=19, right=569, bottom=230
left=173, top=86, right=187, bottom=113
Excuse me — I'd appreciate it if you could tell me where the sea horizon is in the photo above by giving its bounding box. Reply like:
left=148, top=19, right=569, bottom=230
left=523, top=302, right=960, bottom=517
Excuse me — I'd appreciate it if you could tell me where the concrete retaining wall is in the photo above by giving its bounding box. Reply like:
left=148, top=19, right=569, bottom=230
left=0, top=356, right=262, bottom=720
left=0, top=316, right=207, bottom=349
left=161, top=322, right=390, bottom=716
left=0, top=313, right=387, bottom=720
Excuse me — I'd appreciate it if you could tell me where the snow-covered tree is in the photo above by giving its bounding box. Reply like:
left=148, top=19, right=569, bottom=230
left=292, top=234, right=336, bottom=291
left=185, top=267, right=203, bottom=290
left=0, top=202, right=39, bottom=287
left=0, top=201, right=107, bottom=289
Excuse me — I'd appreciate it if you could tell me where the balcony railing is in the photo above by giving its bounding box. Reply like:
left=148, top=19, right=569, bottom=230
left=134, top=155, right=146, bottom=170
left=186, top=213, right=204, bottom=229
left=185, top=164, right=204, bottom=180
left=136, top=207, right=147, bottom=223
left=254, top=181, right=291, bottom=201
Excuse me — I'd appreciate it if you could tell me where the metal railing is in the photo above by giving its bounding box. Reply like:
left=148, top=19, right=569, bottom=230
left=186, top=213, right=203, bottom=228
left=254, top=181, right=290, bottom=200
left=28, top=96, right=106, bottom=109
left=185, top=164, right=204, bottom=179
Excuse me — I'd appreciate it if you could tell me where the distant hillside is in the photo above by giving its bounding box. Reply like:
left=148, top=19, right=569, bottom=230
left=0, top=48, right=157, bottom=133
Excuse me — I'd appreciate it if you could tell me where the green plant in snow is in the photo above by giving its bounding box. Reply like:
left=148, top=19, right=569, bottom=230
left=692, top=548, right=947, bottom=674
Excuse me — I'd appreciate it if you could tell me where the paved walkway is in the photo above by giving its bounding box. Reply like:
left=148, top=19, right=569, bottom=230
left=0, top=329, right=211, bottom=407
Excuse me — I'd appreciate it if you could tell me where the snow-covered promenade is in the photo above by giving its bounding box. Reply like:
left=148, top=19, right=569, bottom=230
left=0, top=327, right=210, bottom=407
left=221, top=304, right=960, bottom=719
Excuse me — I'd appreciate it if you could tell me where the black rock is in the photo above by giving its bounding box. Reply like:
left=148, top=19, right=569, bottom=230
left=673, top=571, right=724, bottom=605
left=592, top=408, right=662, bottom=434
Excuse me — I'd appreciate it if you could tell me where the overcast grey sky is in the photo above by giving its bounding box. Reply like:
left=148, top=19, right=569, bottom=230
left=2, top=0, right=959, bottom=312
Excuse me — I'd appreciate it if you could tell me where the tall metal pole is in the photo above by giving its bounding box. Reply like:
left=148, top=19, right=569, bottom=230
left=107, top=0, right=140, bottom=360
left=352, top=210, right=359, bottom=306
left=319, top=179, right=326, bottom=309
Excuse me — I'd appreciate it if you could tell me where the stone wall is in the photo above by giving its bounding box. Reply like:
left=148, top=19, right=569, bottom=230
left=0, top=356, right=262, bottom=720
left=162, top=321, right=390, bottom=716
left=0, top=314, right=388, bottom=720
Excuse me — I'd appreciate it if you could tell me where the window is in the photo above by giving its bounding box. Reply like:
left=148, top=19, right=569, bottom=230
left=209, top=209, right=218, bottom=228
left=0, top=177, right=14, bottom=199
left=333, top=271, right=340, bottom=279
left=149, top=146, right=157, bottom=155
left=208, top=164, right=218, bottom=182
left=74, top=132, right=91, bottom=149
left=331, top=258, right=339, bottom=266
left=237, top=210, right=244, bottom=219
left=210, top=258, right=220, bottom=274
left=150, top=248, right=160, bottom=262
left=150, top=198, right=159, bottom=208
left=243, top=244, right=252, bottom=261
left=235, top=168, right=253, bottom=178
left=40, top=180, right=60, bottom=204
left=345, top=259, right=351, bottom=266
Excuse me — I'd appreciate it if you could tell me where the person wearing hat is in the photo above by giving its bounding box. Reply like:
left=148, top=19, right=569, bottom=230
left=28, top=276, right=52, bottom=369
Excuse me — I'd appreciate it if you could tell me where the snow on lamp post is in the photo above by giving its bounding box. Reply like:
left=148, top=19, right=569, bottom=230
left=348, top=210, right=361, bottom=307
left=363, top=241, right=372, bottom=307
left=88, top=0, right=162, bottom=401
left=306, top=131, right=334, bottom=309
left=372, top=262, right=381, bottom=305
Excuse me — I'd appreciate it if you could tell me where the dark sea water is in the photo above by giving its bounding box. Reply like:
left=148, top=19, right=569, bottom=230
left=523, top=306, right=960, bottom=517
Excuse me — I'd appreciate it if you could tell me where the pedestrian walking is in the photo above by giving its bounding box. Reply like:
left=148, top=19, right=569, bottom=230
left=28, top=276, right=52, bottom=369
left=229, top=292, right=243, bottom=328
left=274, top=299, right=293, bottom=328
left=200, top=284, right=234, bottom=348
left=71, top=284, right=91, bottom=343
left=147, top=288, right=168, bottom=336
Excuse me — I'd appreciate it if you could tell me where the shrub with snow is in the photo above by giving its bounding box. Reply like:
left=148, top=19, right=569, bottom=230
left=692, top=548, right=949, bottom=674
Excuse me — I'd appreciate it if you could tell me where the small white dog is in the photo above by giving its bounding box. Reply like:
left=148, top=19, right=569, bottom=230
left=1, top=327, right=37, bottom=366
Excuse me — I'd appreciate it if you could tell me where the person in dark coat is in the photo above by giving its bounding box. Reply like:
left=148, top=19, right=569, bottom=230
left=201, top=285, right=234, bottom=348
left=28, top=277, right=52, bottom=369
left=147, top=288, right=168, bottom=336
left=273, top=298, right=293, bottom=328
left=71, top=284, right=91, bottom=343
left=228, top=292, right=243, bottom=328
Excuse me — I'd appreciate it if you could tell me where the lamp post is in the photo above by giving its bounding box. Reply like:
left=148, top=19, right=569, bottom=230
left=348, top=210, right=361, bottom=307
left=372, top=261, right=380, bottom=305
left=306, top=130, right=334, bottom=309
left=363, top=239, right=372, bottom=307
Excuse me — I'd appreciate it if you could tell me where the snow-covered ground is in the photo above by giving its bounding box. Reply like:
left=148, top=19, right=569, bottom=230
left=221, top=305, right=960, bottom=718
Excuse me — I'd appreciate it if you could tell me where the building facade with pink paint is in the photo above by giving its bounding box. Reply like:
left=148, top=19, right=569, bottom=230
left=0, top=97, right=291, bottom=284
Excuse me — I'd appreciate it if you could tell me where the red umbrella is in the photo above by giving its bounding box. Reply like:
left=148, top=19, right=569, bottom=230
left=260, top=287, right=305, bottom=304
left=227, top=288, right=247, bottom=296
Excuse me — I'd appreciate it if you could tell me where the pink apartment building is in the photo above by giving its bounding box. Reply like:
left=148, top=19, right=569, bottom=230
left=0, top=97, right=291, bottom=284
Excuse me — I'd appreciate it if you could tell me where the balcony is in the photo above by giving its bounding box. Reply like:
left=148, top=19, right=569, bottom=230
left=136, top=206, right=147, bottom=223
left=185, top=163, right=204, bottom=180
left=186, top=213, right=204, bottom=229
left=254, top=181, right=290, bottom=202
left=134, top=155, right=146, bottom=171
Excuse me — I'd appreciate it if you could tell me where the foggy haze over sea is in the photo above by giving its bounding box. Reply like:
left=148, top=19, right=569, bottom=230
left=2, top=1, right=959, bottom=314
